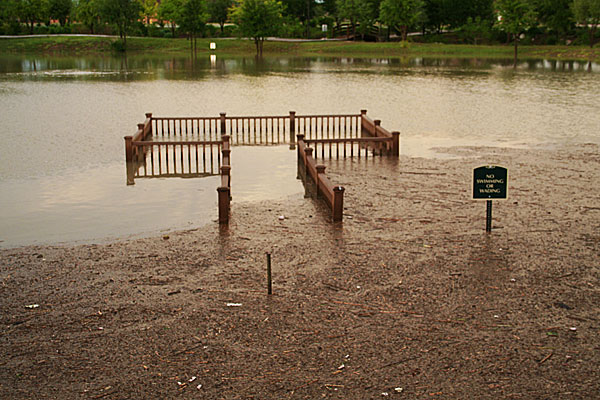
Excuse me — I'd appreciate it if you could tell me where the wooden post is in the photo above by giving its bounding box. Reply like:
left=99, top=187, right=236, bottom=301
left=222, top=149, right=231, bottom=166
left=289, top=111, right=296, bottom=148
left=145, top=113, right=153, bottom=135
left=373, top=120, right=381, bottom=140
left=296, top=134, right=305, bottom=180
left=124, top=136, right=133, bottom=163
left=266, top=252, right=272, bottom=295
left=222, top=134, right=231, bottom=161
left=304, top=147, right=313, bottom=177
left=217, top=186, right=230, bottom=224
left=316, top=165, right=326, bottom=197
left=126, top=160, right=135, bottom=185
left=220, top=112, right=226, bottom=135
left=333, top=186, right=345, bottom=222
left=296, top=134, right=304, bottom=158
left=221, top=165, right=231, bottom=194
left=360, top=109, right=367, bottom=134
left=392, top=131, right=400, bottom=156
left=136, top=123, right=147, bottom=159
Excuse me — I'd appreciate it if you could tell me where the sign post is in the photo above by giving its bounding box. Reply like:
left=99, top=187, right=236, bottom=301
left=473, top=166, right=508, bottom=233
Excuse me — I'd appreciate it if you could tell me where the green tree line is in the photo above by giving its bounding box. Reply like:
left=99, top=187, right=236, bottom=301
left=1, top=0, right=599, bottom=51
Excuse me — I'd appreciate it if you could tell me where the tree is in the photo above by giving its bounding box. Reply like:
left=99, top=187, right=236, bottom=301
left=207, top=0, right=232, bottom=33
left=441, top=0, right=493, bottom=29
left=379, top=0, right=425, bottom=41
left=494, top=0, right=537, bottom=66
left=532, top=0, right=574, bottom=39
left=336, top=0, right=366, bottom=38
left=158, top=0, right=183, bottom=36
left=48, top=0, right=72, bottom=25
left=75, top=0, right=101, bottom=33
left=141, top=0, right=158, bottom=25
left=99, top=0, right=142, bottom=48
left=230, top=0, right=285, bottom=56
left=18, top=0, right=49, bottom=33
left=0, top=0, right=18, bottom=23
left=460, top=16, right=492, bottom=44
left=423, top=0, right=443, bottom=32
left=571, top=0, right=600, bottom=47
left=0, top=0, right=22, bottom=34
left=177, top=0, right=208, bottom=53
left=281, top=0, right=316, bottom=38
left=358, top=0, right=382, bottom=39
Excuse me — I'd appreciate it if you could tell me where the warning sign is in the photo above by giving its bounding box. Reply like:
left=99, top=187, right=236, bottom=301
left=473, top=166, right=508, bottom=200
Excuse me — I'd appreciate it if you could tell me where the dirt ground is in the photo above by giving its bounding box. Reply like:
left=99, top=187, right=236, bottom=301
left=1, top=143, right=599, bottom=399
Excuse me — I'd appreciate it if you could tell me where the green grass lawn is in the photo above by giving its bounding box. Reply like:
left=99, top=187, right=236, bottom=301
left=1, top=36, right=598, bottom=62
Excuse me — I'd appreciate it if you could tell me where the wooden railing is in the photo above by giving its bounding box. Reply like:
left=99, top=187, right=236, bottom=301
left=126, top=140, right=222, bottom=184
left=133, top=111, right=399, bottom=152
left=297, top=134, right=344, bottom=222
left=305, top=136, right=398, bottom=159
left=125, top=110, right=400, bottom=224
left=151, top=116, right=220, bottom=140
left=225, top=114, right=292, bottom=145
left=294, top=113, right=362, bottom=140
left=124, top=113, right=153, bottom=165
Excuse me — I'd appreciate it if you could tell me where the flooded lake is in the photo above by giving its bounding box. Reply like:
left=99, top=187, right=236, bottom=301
left=1, top=53, right=599, bottom=247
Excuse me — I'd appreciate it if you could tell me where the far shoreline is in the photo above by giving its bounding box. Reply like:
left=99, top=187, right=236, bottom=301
left=1, top=35, right=599, bottom=63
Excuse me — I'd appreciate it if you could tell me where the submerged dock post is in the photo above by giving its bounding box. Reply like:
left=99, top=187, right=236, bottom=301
left=220, top=112, right=226, bottom=135
left=333, top=186, right=345, bottom=222
left=145, top=113, right=153, bottom=135
left=289, top=111, right=296, bottom=149
left=304, top=147, right=313, bottom=177
left=392, top=131, right=400, bottom=156
left=124, top=136, right=133, bottom=163
left=217, top=186, right=230, bottom=224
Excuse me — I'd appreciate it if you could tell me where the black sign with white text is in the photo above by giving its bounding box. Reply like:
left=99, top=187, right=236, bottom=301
left=473, top=166, right=508, bottom=199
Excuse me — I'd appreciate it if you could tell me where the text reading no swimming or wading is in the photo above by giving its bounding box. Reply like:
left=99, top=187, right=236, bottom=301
left=473, top=166, right=508, bottom=200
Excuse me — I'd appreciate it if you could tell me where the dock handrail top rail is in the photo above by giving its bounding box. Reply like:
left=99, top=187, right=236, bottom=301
left=375, top=125, right=392, bottom=138
left=294, top=113, right=362, bottom=118
left=132, top=140, right=223, bottom=146
left=149, top=113, right=362, bottom=119
left=150, top=116, right=219, bottom=120
left=304, top=137, right=392, bottom=144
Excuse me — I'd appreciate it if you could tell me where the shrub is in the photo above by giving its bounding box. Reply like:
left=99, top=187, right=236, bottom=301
left=33, top=25, right=49, bottom=34
left=280, top=18, right=304, bottom=38
left=148, top=25, right=167, bottom=37
left=111, top=39, right=126, bottom=52
left=48, top=24, right=71, bottom=34
left=221, top=24, right=238, bottom=37
left=3, top=21, right=23, bottom=35
left=205, top=24, right=217, bottom=37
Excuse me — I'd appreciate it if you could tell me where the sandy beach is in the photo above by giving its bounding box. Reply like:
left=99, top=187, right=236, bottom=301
left=1, top=143, right=599, bottom=399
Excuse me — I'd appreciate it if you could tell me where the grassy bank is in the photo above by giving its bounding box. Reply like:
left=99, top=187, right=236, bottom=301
left=1, top=35, right=599, bottom=62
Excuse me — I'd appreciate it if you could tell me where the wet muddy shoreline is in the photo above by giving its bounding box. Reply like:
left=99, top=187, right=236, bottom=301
left=1, top=144, right=599, bottom=399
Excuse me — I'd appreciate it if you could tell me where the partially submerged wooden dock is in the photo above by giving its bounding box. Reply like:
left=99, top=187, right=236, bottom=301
left=125, top=111, right=400, bottom=223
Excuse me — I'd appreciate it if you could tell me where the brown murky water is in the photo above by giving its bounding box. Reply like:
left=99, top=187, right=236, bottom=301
left=0, top=54, right=599, bottom=247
